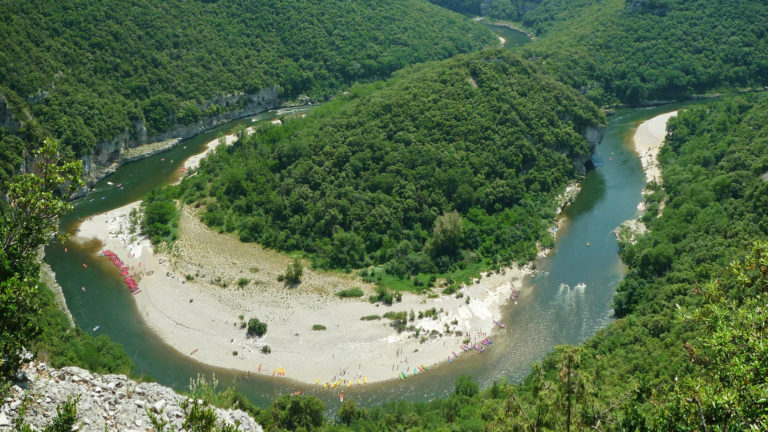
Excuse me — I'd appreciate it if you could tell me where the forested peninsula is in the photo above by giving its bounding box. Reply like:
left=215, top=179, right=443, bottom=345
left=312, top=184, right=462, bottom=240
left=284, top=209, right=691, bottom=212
left=166, top=50, right=605, bottom=289
left=0, top=0, right=495, bottom=186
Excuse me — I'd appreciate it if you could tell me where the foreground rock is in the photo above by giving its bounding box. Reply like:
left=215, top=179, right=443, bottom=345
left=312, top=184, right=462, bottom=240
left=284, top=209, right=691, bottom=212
left=1, top=362, right=262, bottom=432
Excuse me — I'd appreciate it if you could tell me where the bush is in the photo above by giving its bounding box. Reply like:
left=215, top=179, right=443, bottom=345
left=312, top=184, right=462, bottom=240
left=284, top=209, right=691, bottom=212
left=261, top=345, right=271, bottom=354
left=278, top=258, right=303, bottom=285
left=360, top=315, right=381, bottom=321
left=247, top=318, right=267, bottom=337
left=369, top=285, right=393, bottom=305
left=312, top=324, right=327, bottom=331
left=336, top=287, right=364, bottom=298
left=237, top=277, right=249, bottom=287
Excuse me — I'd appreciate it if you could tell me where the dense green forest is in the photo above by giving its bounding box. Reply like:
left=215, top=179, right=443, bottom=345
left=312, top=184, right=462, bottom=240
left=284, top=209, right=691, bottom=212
left=0, top=0, right=495, bottom=179
left=518, top=0, right=768, bottom=105
left=430, top=0, right=768, bottom=105
left=163, top=49, right=604, bottom=289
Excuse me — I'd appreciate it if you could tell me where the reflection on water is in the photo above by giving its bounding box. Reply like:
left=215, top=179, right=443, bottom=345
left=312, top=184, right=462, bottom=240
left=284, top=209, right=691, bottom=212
left=46, top=101, right=704, bottom=409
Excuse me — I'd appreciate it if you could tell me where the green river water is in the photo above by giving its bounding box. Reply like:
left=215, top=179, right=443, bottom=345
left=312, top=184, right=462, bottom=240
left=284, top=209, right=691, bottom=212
left=44, top=101, right=703, bottom=409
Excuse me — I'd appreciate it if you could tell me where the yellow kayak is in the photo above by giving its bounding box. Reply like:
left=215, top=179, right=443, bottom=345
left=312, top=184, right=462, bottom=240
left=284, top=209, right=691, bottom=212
left=357, top=379, right=362, bottom=385
left=363, top=376, right=368, bottom=384
left=347, top=381, right=352, bottom=389
left=315, top=379, right=320, bottom=385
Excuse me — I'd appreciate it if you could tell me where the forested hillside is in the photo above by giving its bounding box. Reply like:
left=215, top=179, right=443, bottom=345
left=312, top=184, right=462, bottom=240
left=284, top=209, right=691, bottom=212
left=165, top=49, right=604, bottom=289
left=431, top=0, right=768, bottom=105
left=0, top=0, right=495, bottom=184
left=519, top=0, right=768, bottom=105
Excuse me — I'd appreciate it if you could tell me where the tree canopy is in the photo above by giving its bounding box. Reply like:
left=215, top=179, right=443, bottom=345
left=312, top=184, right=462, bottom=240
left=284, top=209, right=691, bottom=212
left=0, top=0, right=495, bottom=176
left=431, top=0, right=768, bottom=105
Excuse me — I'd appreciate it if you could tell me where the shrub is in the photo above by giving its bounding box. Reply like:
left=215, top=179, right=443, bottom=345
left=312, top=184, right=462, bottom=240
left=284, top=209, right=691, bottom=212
left=360, top=315, right=381, bottom=321
left=278, top=258, right=303, bottom=285
left=336, top=287, right=364, bottom=298
left=261, top=345, right=271, bottom=354
left=237, top=278, right=249, bottom=287
left=369, top=285, right=393, bottom=305
left=312, top=324, right=327, bottom=331
left=247, top=318, right=267, bottom=337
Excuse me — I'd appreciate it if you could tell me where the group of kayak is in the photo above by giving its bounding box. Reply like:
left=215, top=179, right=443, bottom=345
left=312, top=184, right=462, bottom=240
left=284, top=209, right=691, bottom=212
left=398, top=365, right=428, bottom=380
left=100, top=249, right=141, bottom=295
left=317, top=376, right=368, bottom=389
left=459, top=338, right=494, bottom=354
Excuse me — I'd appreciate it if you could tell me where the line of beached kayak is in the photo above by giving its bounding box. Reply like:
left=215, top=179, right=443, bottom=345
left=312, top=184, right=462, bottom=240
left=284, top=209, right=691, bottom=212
left=99, top=249, right=141, bottom=295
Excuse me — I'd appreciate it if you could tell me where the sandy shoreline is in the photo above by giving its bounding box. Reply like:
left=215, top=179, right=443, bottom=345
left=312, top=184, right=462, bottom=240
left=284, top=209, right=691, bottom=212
left=632, top=110, right=678, bottom=186
left=73, top=202, right=534, bottom=386
left=616, top=110, right=678, bottom=242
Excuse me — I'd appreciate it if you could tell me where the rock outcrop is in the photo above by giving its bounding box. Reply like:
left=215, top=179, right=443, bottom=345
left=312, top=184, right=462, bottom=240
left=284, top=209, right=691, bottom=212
left=1, top=362, right=263, bottom=432
left=0, top=93, right=21, bottom=131
left=574, top=125, right=606, bottom=174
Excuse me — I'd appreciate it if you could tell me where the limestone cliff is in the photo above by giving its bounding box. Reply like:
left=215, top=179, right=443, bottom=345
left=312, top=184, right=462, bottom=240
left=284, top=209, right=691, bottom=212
left=574, top=125, right=606, bottom=174
left=0, top=362, right=263, bottom=432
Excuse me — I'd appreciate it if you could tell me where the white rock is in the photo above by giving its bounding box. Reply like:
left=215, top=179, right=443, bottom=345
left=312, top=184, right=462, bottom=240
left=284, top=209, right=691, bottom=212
left=0, top=412, right=10, bottom=426
left=152, top=399, right=166, bottom=413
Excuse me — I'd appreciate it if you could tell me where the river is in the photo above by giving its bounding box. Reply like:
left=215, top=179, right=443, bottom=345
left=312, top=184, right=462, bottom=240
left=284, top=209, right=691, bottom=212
left=44, top=101, right=701, bottom=410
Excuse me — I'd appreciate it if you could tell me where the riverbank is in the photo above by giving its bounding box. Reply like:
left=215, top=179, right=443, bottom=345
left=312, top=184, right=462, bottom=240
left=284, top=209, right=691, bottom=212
left=633, top=110, right=677, bottom=187
left=614, top=110, right=677, bottom=244
left=72, top=202, right=533, bottom=386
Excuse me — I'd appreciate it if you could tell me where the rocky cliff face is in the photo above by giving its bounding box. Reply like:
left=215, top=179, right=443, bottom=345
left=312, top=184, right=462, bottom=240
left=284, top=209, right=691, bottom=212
left=0, top=93, right=20, bottom=131
left=78, top=87, right=280, bottom=192
left=0, top=362, right=263, bottom=432
left=574, top=125, right=606, bottom=174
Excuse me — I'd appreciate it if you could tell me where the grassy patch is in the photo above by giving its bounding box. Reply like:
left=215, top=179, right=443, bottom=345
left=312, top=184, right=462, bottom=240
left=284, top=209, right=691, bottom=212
left=336, top=287, right=364, bottom=298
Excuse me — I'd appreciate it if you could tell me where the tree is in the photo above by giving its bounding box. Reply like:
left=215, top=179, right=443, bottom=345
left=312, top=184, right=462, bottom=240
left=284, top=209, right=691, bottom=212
left=429, top=211, right=464, bottom=258
left=246, top=318, right=267, bottom=338
left=454, top=374, right=479, bottom=397
left=338, top=399, right=361, bottom=425
left=278, top=258, right=303, bottom=285
left=0, top=138, right=82, bottom=379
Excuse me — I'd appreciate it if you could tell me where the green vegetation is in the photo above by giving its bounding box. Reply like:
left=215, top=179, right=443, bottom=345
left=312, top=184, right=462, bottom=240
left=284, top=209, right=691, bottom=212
left=277, top=258, right=303, bottom=285
left=311, top=324, right=326, bottom=331
left=175, top=49, right=604, bottom=289
left=335, top=287, right=364, bottom=298
left=0, top=0, right=494, bottom=181
left=360, top=315, right=381, bottom=321
left=141, top=188, right=179, bottom=245
left=518, top=0, right=768, bottom=104
left=0, top=139, right=82, bottom=379
left=431, top=0, right=768, bottom=105
left=0, top=139, right=132, bottom=386
left=15, top=395, right=80, bottom=432
left=246, top=318, right=267, bottom=338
